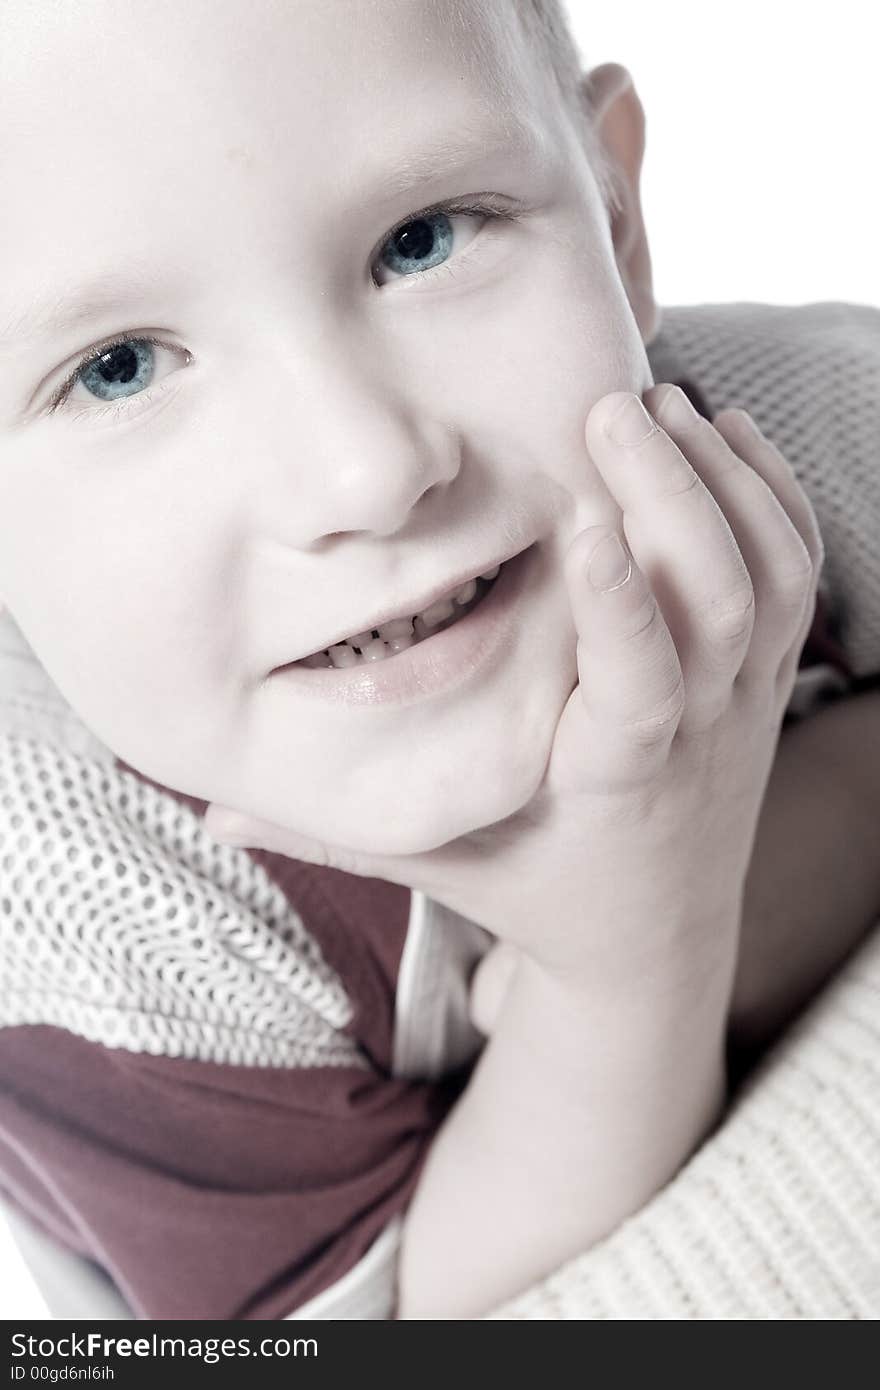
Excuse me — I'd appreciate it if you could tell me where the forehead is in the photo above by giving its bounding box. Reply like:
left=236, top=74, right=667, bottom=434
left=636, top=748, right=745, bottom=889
left=0, top=0, right=559, bottom=355
left=0, top=0, right=530, bottom=94
left=0, top=1, right=552, bottom=222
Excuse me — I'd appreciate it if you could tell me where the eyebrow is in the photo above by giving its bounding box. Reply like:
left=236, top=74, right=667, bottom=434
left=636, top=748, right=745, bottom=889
left=363, top=110, right=547, bottom=203
left=0, top=266, right=178, bottom=356
left=1, top=112, right=547, bottom=354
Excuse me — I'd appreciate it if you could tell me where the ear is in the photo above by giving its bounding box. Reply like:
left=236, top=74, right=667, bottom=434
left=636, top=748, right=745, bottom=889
left=579, top=62, right=660, bottom=345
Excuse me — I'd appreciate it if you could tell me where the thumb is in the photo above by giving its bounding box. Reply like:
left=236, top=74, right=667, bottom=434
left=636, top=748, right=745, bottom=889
left=203, top=802, right=394, bottom=880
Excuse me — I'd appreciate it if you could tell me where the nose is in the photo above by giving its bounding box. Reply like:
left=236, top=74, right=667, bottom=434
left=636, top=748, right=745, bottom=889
left=249, top=343, right=461, bottom=548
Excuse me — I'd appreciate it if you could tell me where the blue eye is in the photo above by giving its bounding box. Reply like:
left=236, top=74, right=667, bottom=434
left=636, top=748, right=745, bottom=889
left=77, top=339, right=155, bottom=401
left=47, top=333, right=190, bottom=420
left=379, top=211, right=455, bottom=278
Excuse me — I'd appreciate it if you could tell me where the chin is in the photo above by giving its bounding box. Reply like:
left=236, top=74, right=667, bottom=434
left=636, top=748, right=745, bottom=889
left=324, top=736, right=552, bottom=858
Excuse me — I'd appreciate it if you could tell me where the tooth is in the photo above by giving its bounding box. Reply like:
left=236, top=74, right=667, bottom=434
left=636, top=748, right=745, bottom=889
left=454, top=578, right=477, bottom=605
left=303, top=652, right=333, bottom=668
left=350, top=631, right=374, bottom=650
left=361, top=638, right=390, bottom=662
left=377, top=616, right=414, bottom=640
left=413, top=616, right=431, bottom=641
left=328, top=643, right=358, bottom=668
left=480, top=564, right=500, bottom=582
left=388, top=633, right=414, bottom=653
left=419, top=596, right=455, bottom=628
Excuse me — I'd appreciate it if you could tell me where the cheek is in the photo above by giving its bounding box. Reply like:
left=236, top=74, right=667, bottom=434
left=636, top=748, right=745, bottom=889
left=0, top=465, right=232, bottom=771
left=407, top=243, right=649, bottom=496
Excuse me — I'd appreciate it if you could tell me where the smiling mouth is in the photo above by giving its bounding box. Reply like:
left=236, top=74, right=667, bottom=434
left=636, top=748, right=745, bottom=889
left=294, top=562, right=504, bottom=670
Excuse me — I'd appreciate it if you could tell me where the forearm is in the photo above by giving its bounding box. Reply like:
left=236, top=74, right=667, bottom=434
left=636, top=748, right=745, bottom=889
left=397, top=936, right=738, bottom=1319
left=399, top=691, right=880, bottom=1318
left=731, top=688, right=880, bottom=1058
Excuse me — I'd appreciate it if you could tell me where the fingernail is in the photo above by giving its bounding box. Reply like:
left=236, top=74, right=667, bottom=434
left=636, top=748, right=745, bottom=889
left=588, top=532, right=632, bottom=592
left=606, top=394, right=657, bottom=446
left=653, top=383, right=692, bottom=426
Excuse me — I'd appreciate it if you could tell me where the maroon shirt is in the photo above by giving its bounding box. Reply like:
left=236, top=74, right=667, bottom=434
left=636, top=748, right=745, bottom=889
left=0, top=847, right=465, bottom=1317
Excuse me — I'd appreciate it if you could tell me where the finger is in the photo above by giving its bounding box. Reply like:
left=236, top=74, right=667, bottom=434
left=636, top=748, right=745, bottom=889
left=644, top=385, right=817, bottom=698
left=585, top=391, right=755, bottom=732
left=709, top=405, right=825, bottom=693
left=205, top=804, right=334, bottom=860
left=203, top=801, right=475, bottom=912
left=469, top=941, right=520, bottom=1036
left=557, top=522, right=685, bottom=791
left=204, top=803, right=399, bottom=880
left=711, top=409, right=824, bottom=576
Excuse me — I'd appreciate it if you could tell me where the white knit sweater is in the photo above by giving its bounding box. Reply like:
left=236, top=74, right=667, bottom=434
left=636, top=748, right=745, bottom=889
left=2, top=301, right=879, bottom=1319
left=489, top=922, right=880, bottom=1318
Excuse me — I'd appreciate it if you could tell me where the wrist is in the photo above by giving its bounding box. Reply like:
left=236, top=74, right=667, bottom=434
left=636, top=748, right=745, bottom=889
left=517, top=902, right=742, bottom=1018
left=504, top=941, right=734, bottom=1104
left=399, top=904, right=734, bottom=1319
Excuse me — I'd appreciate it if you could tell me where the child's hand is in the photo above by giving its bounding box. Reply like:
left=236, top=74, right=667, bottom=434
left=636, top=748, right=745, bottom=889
left=205, top=385, right=823, bottom=989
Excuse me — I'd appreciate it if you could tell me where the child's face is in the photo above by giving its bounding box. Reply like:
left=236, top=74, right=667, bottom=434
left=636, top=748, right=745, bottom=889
left=0, top=0, right=651, bottom=853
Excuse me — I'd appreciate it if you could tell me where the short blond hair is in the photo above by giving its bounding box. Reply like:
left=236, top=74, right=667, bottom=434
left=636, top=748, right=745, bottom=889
left=442, top=1, right=621, bottom=215
left=514, top=0, right=622, bottom=214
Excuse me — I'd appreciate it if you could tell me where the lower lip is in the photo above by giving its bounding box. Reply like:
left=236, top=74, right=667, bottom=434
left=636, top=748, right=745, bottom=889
left=269, top=543, right=537, bottom=707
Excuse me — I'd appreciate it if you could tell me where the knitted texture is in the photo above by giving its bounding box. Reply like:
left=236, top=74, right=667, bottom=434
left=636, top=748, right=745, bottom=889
left=0, top=732, right=361, bottom=1070
left=648, top=303, right=880, bottom=679
left=487, top=918, right=880, bottom=1319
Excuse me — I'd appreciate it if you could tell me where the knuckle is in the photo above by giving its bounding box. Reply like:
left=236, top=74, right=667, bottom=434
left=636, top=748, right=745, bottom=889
left=774, top=544, right=816, bottom=601
left=699, top=587, right=756, bottom=644
left=655, top=463, right=702, bottom=501
left=772, top=585, right=813, bottom=640
left=614, top=588, right=663, bottom=644
left=622, top=670, right=687, bottom=746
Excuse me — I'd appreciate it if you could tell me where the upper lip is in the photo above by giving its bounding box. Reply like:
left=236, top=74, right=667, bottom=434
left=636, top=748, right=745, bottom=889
left=277, top=544, right=527, bottom=667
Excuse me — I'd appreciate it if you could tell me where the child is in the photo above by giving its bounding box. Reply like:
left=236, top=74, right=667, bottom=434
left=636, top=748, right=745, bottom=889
left=1, top=0, right=878, bottom=1319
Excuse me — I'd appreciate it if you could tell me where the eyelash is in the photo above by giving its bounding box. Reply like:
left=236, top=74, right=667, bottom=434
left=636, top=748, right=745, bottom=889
left=46, top=194, right=517, bottom=422
left=46, top=334, right=185, bottom=421
left=374, top=193, right=514, bottom=289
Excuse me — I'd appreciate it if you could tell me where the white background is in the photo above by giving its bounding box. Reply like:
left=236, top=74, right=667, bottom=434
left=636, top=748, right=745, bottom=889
left=566, top=0, right=878, bottom=307
left=2, top=0, right=876, bottom=1323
